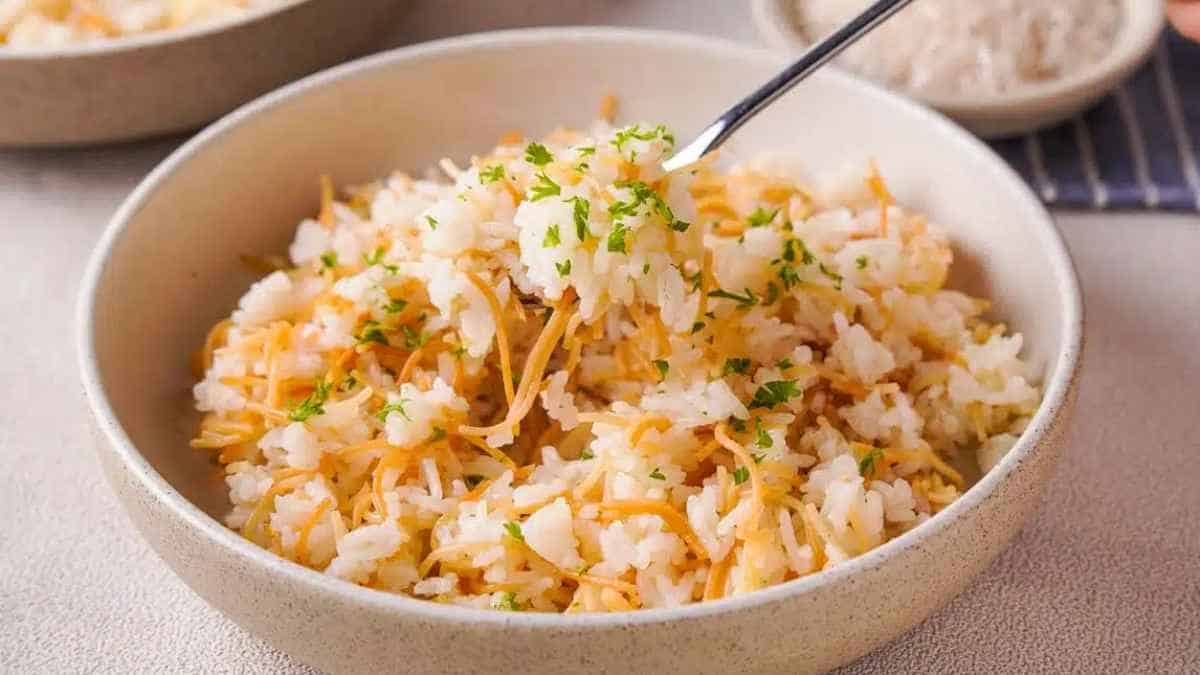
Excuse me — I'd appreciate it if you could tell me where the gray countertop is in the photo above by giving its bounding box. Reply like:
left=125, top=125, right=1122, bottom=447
left=2, top=2, right=1198, bottom=672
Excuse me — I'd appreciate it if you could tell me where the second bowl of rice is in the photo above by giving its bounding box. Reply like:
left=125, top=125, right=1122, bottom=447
left=78, top=28, right=1082, bottom=675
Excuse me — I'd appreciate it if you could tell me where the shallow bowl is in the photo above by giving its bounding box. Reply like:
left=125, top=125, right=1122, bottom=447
left=78, top=27, right=1083, bottom=674
left=753, top=0, right=1166, bottom=138
left=0, top=0, right=407, bottom=147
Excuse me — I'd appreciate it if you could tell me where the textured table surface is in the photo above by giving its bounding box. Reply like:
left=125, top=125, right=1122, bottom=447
left=2, top=2, right=1198, bottom=673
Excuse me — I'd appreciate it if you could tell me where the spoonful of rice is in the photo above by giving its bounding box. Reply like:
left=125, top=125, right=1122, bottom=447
left=662, top=0, right=915, bottom=173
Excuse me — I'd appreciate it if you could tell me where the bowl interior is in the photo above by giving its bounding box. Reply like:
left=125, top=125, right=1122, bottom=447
left=86, top=30, right=1074, bottom=525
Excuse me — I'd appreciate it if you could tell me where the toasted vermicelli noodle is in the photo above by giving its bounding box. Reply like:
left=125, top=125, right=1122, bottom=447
left=192, top=119, right=1040, bottom=612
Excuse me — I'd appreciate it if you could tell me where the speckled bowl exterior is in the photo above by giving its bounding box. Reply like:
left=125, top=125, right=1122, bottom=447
left=77, top=29, right=1084, bottom=674
left=752, top=0, right=1165, bottom=139
left=0, top=0, right=408, bottom=147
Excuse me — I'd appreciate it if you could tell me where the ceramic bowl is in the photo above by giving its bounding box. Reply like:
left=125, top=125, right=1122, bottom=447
left=77, top=28, right=1083, bottom=674
left=0, top=0, right=407, bottom=147
left=752, top=0, right=1166, bottom=138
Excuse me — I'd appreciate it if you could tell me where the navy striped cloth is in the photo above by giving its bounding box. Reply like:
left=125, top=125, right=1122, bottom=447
left=991, top=29, right=1200, bottom=210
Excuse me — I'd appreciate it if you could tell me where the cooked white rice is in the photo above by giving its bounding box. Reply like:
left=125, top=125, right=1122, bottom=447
left=793, top=0, right=1122, bottom=97
left=0, top=0, right=285, bottom=47
left=191, top=119, right=1041, bottom=613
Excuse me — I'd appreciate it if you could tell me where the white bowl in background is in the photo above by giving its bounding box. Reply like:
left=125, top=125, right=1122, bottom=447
left=752, top=0, right=1166, bottom=138
left=0, top=0, right=408, bottom=147
left=78, top=28, right=1082, bottom=675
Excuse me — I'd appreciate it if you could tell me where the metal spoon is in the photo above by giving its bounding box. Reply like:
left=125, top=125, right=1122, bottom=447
left=661, top=0, right=915, bottom=173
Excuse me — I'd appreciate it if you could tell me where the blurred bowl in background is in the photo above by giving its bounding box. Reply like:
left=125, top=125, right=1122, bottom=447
left=0, top=0, right=408, bottom=147
left=752, top=0, right=1166, bottom=138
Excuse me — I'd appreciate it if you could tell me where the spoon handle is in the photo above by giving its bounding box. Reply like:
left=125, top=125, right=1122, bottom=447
left=662, top=0, right=916, bottom=173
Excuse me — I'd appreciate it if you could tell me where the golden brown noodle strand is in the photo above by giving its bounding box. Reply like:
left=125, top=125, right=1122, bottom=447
left=465, top=271, right=516, bottom=407
left=318, top=175, right=335, bottom=228
left=714, top=424, right=766, bottom=535
left=600, top=499, right=708, bottom=561
left=702, top=552, right=733, bottom=600
left=294, top=497, right=334, bottom=564
left=458, top=433, right=518, bottom=471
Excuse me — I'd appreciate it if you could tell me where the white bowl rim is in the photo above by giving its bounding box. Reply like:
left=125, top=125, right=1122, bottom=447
left=0, top=0, right=310, bottom=60
left=751, top=0, right=1166, bottom=112
left=77, top=26, right=1083, bottom=630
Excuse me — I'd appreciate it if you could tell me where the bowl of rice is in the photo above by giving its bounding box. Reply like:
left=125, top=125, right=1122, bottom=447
left=753, top=0, right=1166, bottom=138
left=78, top=28, right=1082, bottom=674
left=0, top=0, right=407, bottom=146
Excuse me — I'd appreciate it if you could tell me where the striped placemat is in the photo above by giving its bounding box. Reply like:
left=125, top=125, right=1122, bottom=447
left=991, top=29, right=1200, bottom=210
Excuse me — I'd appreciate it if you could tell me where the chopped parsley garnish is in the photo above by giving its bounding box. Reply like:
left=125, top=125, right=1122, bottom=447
left=607, top=179, right=689, bottom=232
left=288, top=379, right=331, bottom=422
left=580, top=448, right=594, bottom=460
left=649, top=467, right=666, bottom=481
left=576, top=145, right=596, bottom=157
left=708, top=287, right=758, bottom=308
left=543, top=224, right=561, bottom=247
left=611, top=123, right=675, bottom=154
left=669, top=218, right=691, bottom=232
left=464, top=474, right=485, bottom=488
left=492, top=591, right=522, bottom=611
left=747, top=207, right=779, bottom=228
left=429, top=426, right=447, bottom=442
left=376, top=399, right=411, bottom=422
left=722, top=357, right=751, bottom=376
left=690, top=321, right=706, bottom=334
left=752, top=453, right=765, bottom=464
left=425, top=215, right=438, bottom=231
left=363, top=247, right=385, bottom=266
left=524, top=142, right=554, bottom=166
left=732, top=466, right=750, bottom=485
left=339, top=374, right=357, bottom=391
left=729, top=417, right=748, bottom=433
left=856, top=255, right=869, bottom=270
left=356, top=320, right=388, bottom=345
left=569, top=196, right=590, bottom=241
left=529, top=171, right=561, bottom=201
left=818, top=262, right=843, bottom=289
left=754, top=419, right=773, bottom=448
left=777, top=265, right=802, bottom=290
left=401, top=325, right=428, bottom=350
left=606, top=221, right=628, bottom=253
left=782, top=238, right=816, bottom=266
left=763, top=282, right=781, bottom=306
left=748, top=380, right=802, bottom=409
left=555, top=259, right=572, bottom=277
left=383, top=298, right=408, bottom=314
left=653, top=359, right=669, bottom=379
left=319, top=252, right=338, bottom=270
left=776, top=358, right=793, bottom=370
left=503, top=521, right=525, bottom=543
left=642, top=262, right=651, bottom=275
left=859, top=447, right=883, bottom=476
left=480, top=164, right=506, bottom=184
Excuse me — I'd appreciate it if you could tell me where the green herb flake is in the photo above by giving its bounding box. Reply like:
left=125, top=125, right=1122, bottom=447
left=524, top=142, right=554, bottom=166
left=383, top=298, right=408, bottom=314
left=555, top=259, right=572, bottom=277
left=492, top=591, right=522, bottom=611
left=707, top=287, right=758, bottom=308
left=611, top=123, right=675, bottom=154
left=690, top=321, right=706, bottom=335
left=642, top=262, right=651, bottom=275
left=288, top=379, right=332, bottom=422
left=429, top=426, right=447, bottom=442
left=606, top=221, right=628, bottom=253
left=424, top=215, right=438, bottom=231
left=376, top=399, right=411, bottom=422
left=503, top=521, right=525, bottom=543
left=747, top=207, right=779, bottom=228
left=722, top=357, right=751, bottom=376
left=649, top=467, right=666, bottom=481
left=818, top=262, right=843, bottom=289
left=856, top=255, right=869, bottom=270
left=543, top=224, right=562, bottom=247
left=480, top=164, right=506, bottom=184
left=752, top=453, right=765, bottom=464
left=748, top=380, right=802, bottom=409
left=859, top=447, right=883, bottom=476
left=576, top=145, right=596, bottom=157
left=529, top=171, right=561, bottom=201
left=775, top=358, right=794, bottom=370
left=754, top=419, right=773, bottom=449
left=569, top=196, right=591, bottom=241
left=652, top=359, right=669, bottom=379
left=356, top=320, right=388, bottom=346
left=319, top=252, right=338, bottom=270
left=580, top=447, right=594, bottom=460
left=339, top=374, right=357, bottom=392
left=464, top=474, right=485, bottom=488
left=401, top=325, right=428, bottom=350
left=729, top=417, right=748, bottom=433
left=763, top=282, right=781, bottom=306
left=732, top=466, right=750, bottom=485
left=777, top=265, right=801, bottom=289
left=363, top=247, right=386, bottom=266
